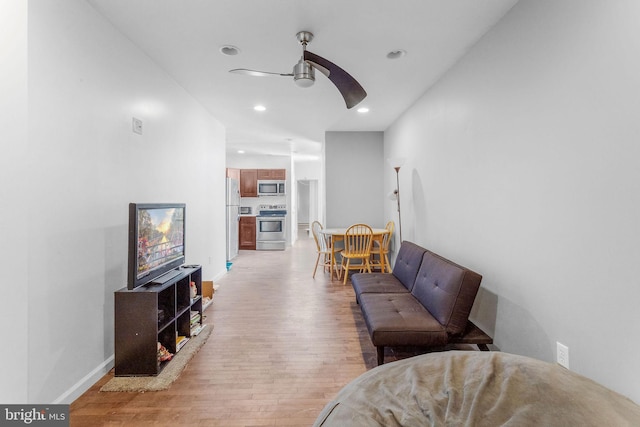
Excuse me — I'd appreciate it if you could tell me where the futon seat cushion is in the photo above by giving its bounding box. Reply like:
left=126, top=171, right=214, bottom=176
left=351, top=273, right=410, bottom=297
left=351, top=241, right=427, bottom=297
left=359, top=293, right=448, bottom=347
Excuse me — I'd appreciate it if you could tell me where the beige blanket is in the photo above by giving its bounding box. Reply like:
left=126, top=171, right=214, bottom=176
left=314, top=351, right=640, bottom=426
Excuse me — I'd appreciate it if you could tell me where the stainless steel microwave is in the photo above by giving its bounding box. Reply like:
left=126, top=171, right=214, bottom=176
left=257, top=180, right=286, bottom=196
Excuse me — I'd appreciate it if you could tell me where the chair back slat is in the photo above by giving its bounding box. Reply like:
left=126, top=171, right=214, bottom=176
left=311, top=221, right=323, bottom=251
left=341, top=223, right=374, bottom=284
left=381, top=220, right=395, bottom=251
left=344, top=224, right=373, bottom=255
left=311, top=220, right=341, bottom=280
left=319, top=233, right=331, bottom=252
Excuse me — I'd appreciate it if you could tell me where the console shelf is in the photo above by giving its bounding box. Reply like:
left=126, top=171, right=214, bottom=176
left=114, top=265, right=203, bottom=376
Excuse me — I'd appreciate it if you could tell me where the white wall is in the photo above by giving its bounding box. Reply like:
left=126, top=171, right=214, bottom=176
left=226, top=153, right=291, bottom=171
left=385, top=0, right=640, bottom=402
left=325, top=131, right=385, bottom=228
left=19, top=0, right=227, bottom=403
left=294, top=159, right=322, bottom=182
left=0, top=0, right=29, bottom=404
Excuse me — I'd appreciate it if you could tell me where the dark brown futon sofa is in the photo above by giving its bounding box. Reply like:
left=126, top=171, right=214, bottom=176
left=351, top=241, right=492, bottom=364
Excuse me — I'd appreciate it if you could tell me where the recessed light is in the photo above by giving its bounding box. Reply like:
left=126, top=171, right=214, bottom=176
left=254, top=105, right=266, bottom=112
left=357, top=107, right=369, bottom=113
left=386, top=49, right=407, bottom=59
left=220, top=45, right=241, bottom=56
left=237, top=150, right=245, bottom=154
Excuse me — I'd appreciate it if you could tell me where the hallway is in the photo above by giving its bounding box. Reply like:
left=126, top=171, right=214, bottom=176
left=70, top=238, right=377, bottom=426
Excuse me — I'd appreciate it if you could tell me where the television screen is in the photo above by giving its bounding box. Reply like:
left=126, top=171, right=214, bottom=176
left=128, top=203, right=186, bottom=289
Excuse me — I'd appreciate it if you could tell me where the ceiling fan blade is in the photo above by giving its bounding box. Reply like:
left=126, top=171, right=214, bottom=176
left=229, top=68, right=293, bottom=77
left=303, top=51, right=367, bottom=109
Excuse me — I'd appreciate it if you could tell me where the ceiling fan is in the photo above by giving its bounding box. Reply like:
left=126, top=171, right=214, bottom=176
left=229, top=31, right=367, bottom=109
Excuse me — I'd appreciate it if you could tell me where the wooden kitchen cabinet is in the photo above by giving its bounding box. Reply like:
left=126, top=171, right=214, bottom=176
left=257, top=169, right=286, bottom=180
left=226, top=167, right=240, bottom=181
left=240, top=169, right=285, bottom=197
left=240, top=169, right=258, bottom=197
left=239, top=216, right=256, bottom=250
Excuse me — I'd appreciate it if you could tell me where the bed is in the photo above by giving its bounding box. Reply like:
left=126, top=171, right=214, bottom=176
left=313, top=351, right=640, bottom=426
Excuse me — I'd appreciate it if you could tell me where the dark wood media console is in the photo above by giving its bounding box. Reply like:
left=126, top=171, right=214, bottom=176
left=114, top=265, right=203, bottom=376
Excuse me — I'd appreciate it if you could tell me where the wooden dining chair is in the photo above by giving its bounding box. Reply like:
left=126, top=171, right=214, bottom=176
left=370, top=220, right=395, bottom=273
left=341, top=223, right=374, bottom=284
left=311, top=221, right=340, bottom=279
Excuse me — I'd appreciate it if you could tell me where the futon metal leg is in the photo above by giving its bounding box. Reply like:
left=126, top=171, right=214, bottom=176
left=377, top=346, right=385, bottom=365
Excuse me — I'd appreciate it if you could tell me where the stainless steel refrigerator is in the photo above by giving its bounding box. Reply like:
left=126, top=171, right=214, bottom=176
left=226, top=177, right=240, bottom=261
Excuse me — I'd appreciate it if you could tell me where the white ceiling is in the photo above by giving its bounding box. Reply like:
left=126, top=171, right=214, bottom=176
left=87, top=0, right=519, bottom=159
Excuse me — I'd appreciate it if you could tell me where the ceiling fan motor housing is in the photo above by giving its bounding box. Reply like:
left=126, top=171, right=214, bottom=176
left=293, top=59, right=315, bottom=88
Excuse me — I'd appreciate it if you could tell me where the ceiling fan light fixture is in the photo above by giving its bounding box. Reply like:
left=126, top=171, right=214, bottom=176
left=294, top=76, right=315, bottom=88
left=293, top=59, right=315, bottom=88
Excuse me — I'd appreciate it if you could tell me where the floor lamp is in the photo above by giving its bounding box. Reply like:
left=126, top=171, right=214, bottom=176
left=388, top=158, right=405, bottom=242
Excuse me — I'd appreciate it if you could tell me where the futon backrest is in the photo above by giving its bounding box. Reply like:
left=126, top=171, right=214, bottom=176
left=411, top=251, right=482, bottom=335
left=392, top=241, right=428, bottom=292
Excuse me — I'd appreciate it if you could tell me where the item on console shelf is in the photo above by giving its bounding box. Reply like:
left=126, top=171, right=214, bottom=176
left=202, top=296, right=212, bottom=307
left=190, top=311, right=201, bottom=326
left=157, top=342, right=173, bottom=362
left=190, top=281, right=197, bottom=299
left=190, top=323, right=206, bottom=337
left=176, top=335, right=190, bottom=351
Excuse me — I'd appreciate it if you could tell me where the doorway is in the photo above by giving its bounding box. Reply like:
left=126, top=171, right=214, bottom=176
left=296, top=179, right=318, bottom=239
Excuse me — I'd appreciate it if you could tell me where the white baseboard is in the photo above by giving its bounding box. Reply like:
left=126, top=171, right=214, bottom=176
left=212, top=268, right=227, bottom=282
left=54, top=268, right=227, bottom=405
left=53, top=355, right=114, bottom=404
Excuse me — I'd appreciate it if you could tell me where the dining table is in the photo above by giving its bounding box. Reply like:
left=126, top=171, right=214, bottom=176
left=320, top=227, right=391, bottom=281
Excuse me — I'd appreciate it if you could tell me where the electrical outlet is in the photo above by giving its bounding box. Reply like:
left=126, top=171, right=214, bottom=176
left=132, top=117, right=143, bottom=135
left=557, top=342, right=569, bottom=369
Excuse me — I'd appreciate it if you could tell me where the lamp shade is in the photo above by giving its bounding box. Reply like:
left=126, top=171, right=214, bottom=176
left=387, top=157, right=406, bottom=169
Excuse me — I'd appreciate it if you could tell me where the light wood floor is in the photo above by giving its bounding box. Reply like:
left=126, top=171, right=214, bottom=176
left=70, top=236, right=384, bottom=426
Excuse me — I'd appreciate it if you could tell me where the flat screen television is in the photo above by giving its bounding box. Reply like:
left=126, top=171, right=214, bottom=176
left=128, top=203, right=186, bottom=290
